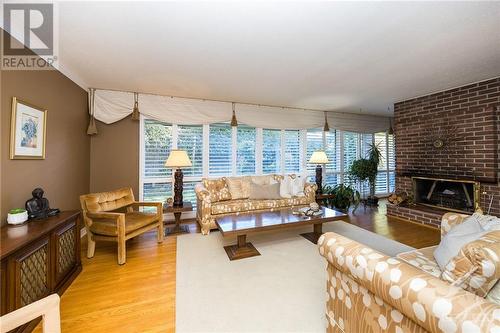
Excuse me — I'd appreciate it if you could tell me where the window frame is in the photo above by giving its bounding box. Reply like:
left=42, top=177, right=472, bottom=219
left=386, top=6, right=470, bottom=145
left=139, top=115, right=396, bottom=217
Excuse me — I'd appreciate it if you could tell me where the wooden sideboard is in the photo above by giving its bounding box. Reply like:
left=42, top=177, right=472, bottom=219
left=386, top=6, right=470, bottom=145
left=0, top=211, right=82, bottom=332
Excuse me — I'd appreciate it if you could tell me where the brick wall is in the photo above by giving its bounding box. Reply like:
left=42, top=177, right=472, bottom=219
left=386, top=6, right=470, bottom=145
left=394, top=77, right=500, bottom=217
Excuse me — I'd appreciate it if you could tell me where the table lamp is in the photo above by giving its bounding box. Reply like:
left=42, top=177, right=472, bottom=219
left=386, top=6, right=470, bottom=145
left=308, top=151, right=329, bottom=195
left=165, top=150, right=192, bottom=206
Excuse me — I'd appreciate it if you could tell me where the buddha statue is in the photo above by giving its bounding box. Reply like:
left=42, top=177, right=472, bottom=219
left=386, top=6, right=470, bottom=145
left=25, top=188, right=60, bottom=220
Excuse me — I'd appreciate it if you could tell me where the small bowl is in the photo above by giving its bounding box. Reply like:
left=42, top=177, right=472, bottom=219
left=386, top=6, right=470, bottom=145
left=7, top=211, right=28, bottom=225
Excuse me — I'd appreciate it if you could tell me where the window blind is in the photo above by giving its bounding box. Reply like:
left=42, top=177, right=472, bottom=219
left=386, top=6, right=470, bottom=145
left=284, top=130, right=301, bottom=173
left=236, top=125, right=256, bottom=175
left=209, top=123, right=232, bottom=176
left=144, top=119, right=172, bottom=178
left=343, top=132, right=359, bottom=173
left=262, top=129, right=281, bottom=174
left=177, top=125, right=203, bottom=177
left=306, top=129, right=323, bottom=174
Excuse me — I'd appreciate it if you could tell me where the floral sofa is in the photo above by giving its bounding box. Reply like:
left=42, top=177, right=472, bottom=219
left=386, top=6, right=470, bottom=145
left=195, top=174, right=317, bottom=235
left=317, top=212, right=500, bottom=333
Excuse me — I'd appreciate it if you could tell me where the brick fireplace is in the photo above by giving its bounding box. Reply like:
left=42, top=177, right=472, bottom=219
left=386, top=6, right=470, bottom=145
left=387, top=77, right=500, bottom=227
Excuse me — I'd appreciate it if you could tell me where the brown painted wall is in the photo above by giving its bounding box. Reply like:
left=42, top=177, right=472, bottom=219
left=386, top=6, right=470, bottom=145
left=1, top=69, right=89, bottom=225
left=89, top=116, right=139, bottom=198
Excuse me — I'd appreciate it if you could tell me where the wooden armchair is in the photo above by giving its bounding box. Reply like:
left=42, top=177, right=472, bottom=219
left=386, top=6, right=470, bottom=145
left=80, top=187, right=164, bottom=265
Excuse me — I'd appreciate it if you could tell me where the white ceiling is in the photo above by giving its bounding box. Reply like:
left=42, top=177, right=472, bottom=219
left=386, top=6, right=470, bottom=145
left=56, top=1, right=500, bottom=116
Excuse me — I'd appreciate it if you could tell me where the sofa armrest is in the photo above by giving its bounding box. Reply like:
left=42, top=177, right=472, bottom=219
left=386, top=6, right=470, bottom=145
left=195, top=183, right=211, bottom=203
left=318, top=232, right=499, bottom=333
left=304, top=182, right=317, bottom=202
left=440, top=212, right=470, bottom=238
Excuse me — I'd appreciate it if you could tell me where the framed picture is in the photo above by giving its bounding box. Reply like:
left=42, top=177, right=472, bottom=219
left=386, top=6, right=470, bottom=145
left=10, top=97, right=47, bottom=159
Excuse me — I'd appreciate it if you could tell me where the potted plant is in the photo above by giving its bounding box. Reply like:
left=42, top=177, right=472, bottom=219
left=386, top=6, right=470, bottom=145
left=323, top=184, right=360, bottom=212
left=349, top=143, right=382, bottom=206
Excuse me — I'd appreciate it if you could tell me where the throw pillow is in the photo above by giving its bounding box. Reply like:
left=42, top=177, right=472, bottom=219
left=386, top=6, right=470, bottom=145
left=279, top=176, right=292, bottom=198
left=248, top=182, right=281, bottom=200
left=434, top=213, right=487, bottom=269
left=202, top=178, right=232, bottom=202
left=441, top=230, right=500, bottom=297
left=224, top=177, right=251, bottom=200
left=289, top=175, right=306, bottom=196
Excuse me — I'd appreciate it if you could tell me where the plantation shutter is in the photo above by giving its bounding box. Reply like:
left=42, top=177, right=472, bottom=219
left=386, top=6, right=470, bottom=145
left=306, top=129, right=323, bottom=174
left=209, top=123, right=232, bottom=176
left=144, top=119, right=172, bottom=178
left=284, top=130, right=301, bottom=173
left=177, top=125, right=203, bottom=177
left=262, top=129, right=281, bottom=174
left=237, top=125, right=256, bottom=175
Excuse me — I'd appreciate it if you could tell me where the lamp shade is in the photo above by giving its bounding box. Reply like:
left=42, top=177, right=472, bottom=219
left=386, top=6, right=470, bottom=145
left=309, top=151, right=329, bottom=164
left=165, top=150, right=192, bottom=168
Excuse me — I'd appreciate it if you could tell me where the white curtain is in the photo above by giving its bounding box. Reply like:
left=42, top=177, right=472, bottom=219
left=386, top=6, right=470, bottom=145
left=92, top=89, right=391, bottom=133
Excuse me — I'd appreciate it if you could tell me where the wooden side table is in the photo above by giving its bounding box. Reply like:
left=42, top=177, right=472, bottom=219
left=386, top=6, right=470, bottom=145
left=316, top=193, right=335, bottom=208
left=163, top=201, right=193, bottom=235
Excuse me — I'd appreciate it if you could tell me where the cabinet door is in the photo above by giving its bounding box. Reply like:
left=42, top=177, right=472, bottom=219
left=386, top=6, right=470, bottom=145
left=9, top=237, right=50, bottom=310
left=53, top=218, right=78, bottom=287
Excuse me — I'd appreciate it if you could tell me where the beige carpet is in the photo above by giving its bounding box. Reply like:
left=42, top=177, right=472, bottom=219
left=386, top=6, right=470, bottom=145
left=176, top=221, right=413, bottom=333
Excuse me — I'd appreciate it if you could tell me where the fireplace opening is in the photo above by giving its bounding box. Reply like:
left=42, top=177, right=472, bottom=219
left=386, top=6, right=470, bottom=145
left=412, top=177, right=480, bottom=213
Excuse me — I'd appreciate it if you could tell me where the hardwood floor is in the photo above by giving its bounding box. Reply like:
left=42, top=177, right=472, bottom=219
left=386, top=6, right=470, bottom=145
left=34, top=201, right=439, bottom=332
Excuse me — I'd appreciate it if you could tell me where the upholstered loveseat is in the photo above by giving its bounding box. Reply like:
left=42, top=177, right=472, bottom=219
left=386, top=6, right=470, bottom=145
left=195, top=174, right=317, bottom=235
left=318, top=213, right=500, bottom=333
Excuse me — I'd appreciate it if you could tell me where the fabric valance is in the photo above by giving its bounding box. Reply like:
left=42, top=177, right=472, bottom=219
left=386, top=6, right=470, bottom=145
left=90, top=89, right=391, bottom=133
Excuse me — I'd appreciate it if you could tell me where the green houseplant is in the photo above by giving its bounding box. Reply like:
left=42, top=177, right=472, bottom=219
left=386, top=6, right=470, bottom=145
left=323, top=184, right=360, bottom=212
left=349, top=143, right=382, bottom=205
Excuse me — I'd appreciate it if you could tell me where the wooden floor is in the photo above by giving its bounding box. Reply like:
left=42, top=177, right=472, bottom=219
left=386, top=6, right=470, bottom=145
left=35, top=201, right=439, bottom=333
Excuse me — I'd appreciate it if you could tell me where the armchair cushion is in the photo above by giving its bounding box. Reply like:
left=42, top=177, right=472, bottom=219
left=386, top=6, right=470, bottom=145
left=82, top=187, right=135, bottom=213
left=89, top=212, right=158, bottom=236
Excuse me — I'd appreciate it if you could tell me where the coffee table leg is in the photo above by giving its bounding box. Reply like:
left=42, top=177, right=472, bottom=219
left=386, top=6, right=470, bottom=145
left=300, top=223, right=324, bottom=244
left=223, top=234, right=261, bottom=261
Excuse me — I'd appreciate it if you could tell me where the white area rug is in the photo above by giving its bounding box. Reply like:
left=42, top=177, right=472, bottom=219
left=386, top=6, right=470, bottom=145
left=176, top=221, right=413, bottom=333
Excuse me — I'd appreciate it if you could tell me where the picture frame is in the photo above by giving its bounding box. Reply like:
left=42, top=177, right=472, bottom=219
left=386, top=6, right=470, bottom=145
left=10, top=97, right=47, bottom=159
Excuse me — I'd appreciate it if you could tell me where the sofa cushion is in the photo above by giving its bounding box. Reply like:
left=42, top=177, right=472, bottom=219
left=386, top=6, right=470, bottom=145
left=248, top=182, right=281, bottom=200
left=250, top=175, right=278, bottom=185
left=202, top=178, right=232, bottom=202
left=441, top=230, right=500, bottom=297
left=211, top=197, right=310, bottom=215
left=89, top=212, right=157, bottom=236
left=224, top=176, right=251, bottom=199
left=397, top=246, right=442, bottom=278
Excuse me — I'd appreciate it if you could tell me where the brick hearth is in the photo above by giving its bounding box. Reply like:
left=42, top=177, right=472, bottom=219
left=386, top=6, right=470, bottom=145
left=390, top=77, right=500, bottom=225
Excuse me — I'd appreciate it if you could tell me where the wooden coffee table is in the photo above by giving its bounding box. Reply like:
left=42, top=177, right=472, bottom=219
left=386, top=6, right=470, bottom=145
left=216, top=206, right=348, bottom=260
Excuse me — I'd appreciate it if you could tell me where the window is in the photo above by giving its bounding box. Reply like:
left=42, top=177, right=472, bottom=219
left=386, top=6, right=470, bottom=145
left=140, top=117, right=397, bottom=214
left=209, top=123, right=232, bottom=176
left=236, top=125, right=256, bottom=175
left=284, top=130, right=301, bottom=173
left=143, top=119, right=172, bottom=178
left=306, top=129, right=323, bottom=174
left=142, top=120, right=173, bottom=203
left=343, top=132, right=359, bottom=182
left=178, top=125, right=203, bottom=177
left=372, top=132, right=396, bottom=195
left=262, top=129, right=281, bottom=174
